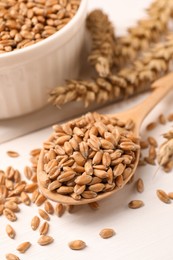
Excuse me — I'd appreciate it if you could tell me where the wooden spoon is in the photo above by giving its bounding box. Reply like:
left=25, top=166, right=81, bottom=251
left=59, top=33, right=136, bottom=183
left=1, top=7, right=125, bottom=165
left=37, top=73, right=173, bottom=205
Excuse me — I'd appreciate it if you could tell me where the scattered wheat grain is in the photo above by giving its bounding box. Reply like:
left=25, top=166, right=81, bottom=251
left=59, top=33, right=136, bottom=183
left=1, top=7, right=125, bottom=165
left=99, top=228, right=115, bottom=239
left=128, top=200, right=144, bottom=209
left=31, top=216, right=40, bottom=230
left=37, top=235, right=54, bottom=246
left=68, top=240, right=86, bottom=250
left=156, top=189, right=171, bottom=204
left=6, top=151, right=19, bottom=158
left=16, top=242, right=31, bottom=253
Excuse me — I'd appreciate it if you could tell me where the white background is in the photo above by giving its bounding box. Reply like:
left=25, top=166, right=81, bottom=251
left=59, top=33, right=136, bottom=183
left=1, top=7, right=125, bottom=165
left=1, top=0, right=173, bottom=260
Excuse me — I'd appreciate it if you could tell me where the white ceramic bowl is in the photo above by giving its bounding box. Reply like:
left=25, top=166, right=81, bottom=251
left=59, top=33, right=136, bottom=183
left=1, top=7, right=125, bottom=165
left=0, top=0, right=88, bottom=119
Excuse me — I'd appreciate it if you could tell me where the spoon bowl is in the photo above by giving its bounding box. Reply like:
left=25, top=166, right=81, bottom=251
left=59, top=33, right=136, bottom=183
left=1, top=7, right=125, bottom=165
left=37, top=73, right=173, bottom=205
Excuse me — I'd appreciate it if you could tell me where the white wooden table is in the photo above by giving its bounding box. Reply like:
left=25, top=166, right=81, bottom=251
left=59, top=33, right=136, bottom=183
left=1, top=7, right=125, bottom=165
left=1, top=1, right=173, bottom=259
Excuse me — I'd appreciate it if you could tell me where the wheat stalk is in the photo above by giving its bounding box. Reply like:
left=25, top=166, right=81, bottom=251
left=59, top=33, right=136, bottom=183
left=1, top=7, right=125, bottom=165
left=48, top=34, right=173, bottom=107
left=113, top=0, right=173, bottom=68
left=86, top=0, right=173, bottom=76
left=86, top=9, right=116, bottom=78
left=49, top=0, right=173, bottom=107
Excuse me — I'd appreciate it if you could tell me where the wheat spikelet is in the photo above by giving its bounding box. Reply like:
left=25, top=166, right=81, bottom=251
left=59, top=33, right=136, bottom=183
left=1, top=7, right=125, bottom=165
left=48, top=34, right=173, bottom=107
left=158, top=130, right=173, bottom=172
left=86, top=10, right=116, bottom=78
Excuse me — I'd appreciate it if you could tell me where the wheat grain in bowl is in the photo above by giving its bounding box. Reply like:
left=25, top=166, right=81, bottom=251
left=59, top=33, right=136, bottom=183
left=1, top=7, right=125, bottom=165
left=0, top=0, right=81, bottom=53
left=0, top=0, right=87, bottom=119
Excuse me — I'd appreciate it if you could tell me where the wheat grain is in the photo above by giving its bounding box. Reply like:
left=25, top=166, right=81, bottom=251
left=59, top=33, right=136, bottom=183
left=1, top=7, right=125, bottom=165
left=147, top=136, right=158, bottom=147
left=99, top=228, right=115, bottom=239
left=17, top=242, right=31, bottom=253
left=6, top=151, right=19, bottom=158
left=128, top=200, right=144, bottom=209
left=136, top=178, right=144, bottom=193
left=24, top=166, right=33, bottom=180
left=39, top=221, right=49, bottom=235
left=35, top=194, right=46, bottom=206
left=25, top=183, right=37, bottom=193
left=30, top=148, right=41, bottom=157
left=44, top=201, right=54, bottom=215
left=146, top=122, right=157, bottom=131
left=140, top=140, right=149, bottom=149
left=38, top=209, right=50, bottom=221
left=20, top=192, right=31, bottom=205
left=55, top=203, right=65, bottom=217
left=156, top=189, right=171, bottom=204
left=144, top=156, right=156, bottom=165
left=4, top=201, right=19, bottom=212
left=6, top=254, right=19, bottom=260
left=37, top=235, right=54, bottom=246
left=158, top=114, right=166, bottom=125
left=31, top=216, right=40, bottom=230
left=6, top=224, right=16, bottom=239
left=149, top=145, right=157, bottom=160
left=31, top=190, right=40, bottom=203
left=88, top=201, right=99, bottom=210
left=68, top=240, right=86, bottom=250
left=3, top=208, right=17, bottom=221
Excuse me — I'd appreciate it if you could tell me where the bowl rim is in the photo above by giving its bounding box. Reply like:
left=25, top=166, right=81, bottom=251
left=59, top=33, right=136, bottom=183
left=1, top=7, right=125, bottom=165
left=0, top=0, right=88, bottom=60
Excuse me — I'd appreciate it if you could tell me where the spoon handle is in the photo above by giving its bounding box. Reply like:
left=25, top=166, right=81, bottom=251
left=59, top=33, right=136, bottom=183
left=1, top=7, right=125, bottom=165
left=119, top=72, right=173, bottom=133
